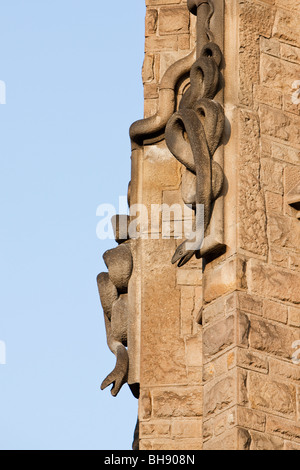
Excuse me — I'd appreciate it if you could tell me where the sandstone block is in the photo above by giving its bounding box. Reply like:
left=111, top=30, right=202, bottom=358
left=140, top=389, right=152, bottom=420
left=250, top=431, right=284, bottom=450
left=185, top=334, right=202, bottom=368
left=145, top=9, right=158, bottom=35
left=152, top=387, right=202, bottom=418
left=159, top=7, right=190, bottom=35
left=260, top=106, right=300, bottom=146
left=180, top=286, right=194, bottom=336
left=271, top=142, right=300, bottom=165
left=140, top=421, right=171, bottom=438
left=263, top=299, right=288, bottom=324
left=260, top=37, right=280, bottom=57
left=247, top=259, right=300, bottom=304
left=249, top=372, right=296, bottom=417
left=171, top=419, right=202, bottom=439
left=203, top=315, right=234, bottom=359
left=237, top=407, right=266, bottom=432
left=268, top=214, right=300, bottom=252
left=261, top=158, right=284, bottom=194
left=273, top=9, right=300, bottom=47
left=280, top=43, right=300, bottom=64
left=266, top=415, right=300, bottom=442
left=249, top=317, right=299, bottom=359
left=261, top=54, right=300, bottom=93
left=269, top=358, right=300, bottom=383
left=237, top=292, right=263, bottom=316
left=237, top=348, right=269, bottom=374
left=204, top=376, right=235, bottom=417
left=289, top=306, right=300, bottom=327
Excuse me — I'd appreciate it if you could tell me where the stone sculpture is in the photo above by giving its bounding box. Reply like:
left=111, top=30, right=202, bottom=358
left=97, top=215, right=138, bottom=398
left=165, top=0, right=225, bottom=266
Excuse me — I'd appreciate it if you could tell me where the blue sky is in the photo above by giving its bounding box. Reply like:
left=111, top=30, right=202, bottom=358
left=0, top=0, right=145, bottom=450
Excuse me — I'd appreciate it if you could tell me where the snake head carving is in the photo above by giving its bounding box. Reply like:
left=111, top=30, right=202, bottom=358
left=171, top=241, right=196, bottom=267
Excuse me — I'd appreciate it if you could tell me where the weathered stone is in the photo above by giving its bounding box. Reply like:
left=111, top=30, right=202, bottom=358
left=261, top=54, right=300, bottom=93
left=238, top=312, right=250, bottom=347
left=260, top=37, right=280, bottom=57
left=177, top=268, right=202, bottom=286
left=268, top=214, right=300, bottom=252
left=281, top=43, right=300, bottom=64
left=249, top=317, right=299, bottom=359
left=249, top=372, right=296, bottom=417
left=213, top=408, right=236, bottom=437
left=260, top=106, right=300, bottom=146
left=140, top=389, right=152, bottom=420
left=253, top=84, right=282, bottom=109
left=238, top=109, right=268, bottom=256
left=142, top=53, right=155, bottom=83
left=272, top=142, right=300, bottom=165
left=247, top=259, right=300, bottom=304
left=203, top=428, right=237, bottom=451
left=273, top=9, right=300, bottom=47
left=261, top=158, right=284, bottom=194
left=203, top=315, right=234, bottom=359
left=152, top=387, right=202, bottom=418
left=238, top=0, right=275, bottom=105
left=250, top=431, right=284, bottom=450
left=203, top=354, right=228, bottom=384
left=203, top=256, right=247, bottom=303
left=204, top=376, right=235, bottom=417
left=269, top=248, right=289, bottom=269
left=237, top=407, right=266, bottom=432
left=140, top=421, right=171, bottom=438
left=145, top=9, right=158, bottom=36
left=171, top=419, right=202, bottom=438
left=185, top=335, right=202, bottom=368
left=159, top=7, right=190, bottom=35
left=141, top=438, right=202, bottom=451
left=266, top=415, right=300, bottom=442
left=269, top=358, right=300, bottom=383
left=203, top=297, right=225, bottom=325
left=263, top=299, right=288, bottom=324
left=237, top=348, right=269, bottom=374
left=265, top=191, right=283, bottom=214
left=238, top=369, right=249, bottom=406
left=180, top=286, right=194, bottom=336
left=289, top=306, right=300, bottom=327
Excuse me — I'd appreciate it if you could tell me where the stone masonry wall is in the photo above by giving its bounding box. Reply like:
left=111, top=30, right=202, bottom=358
left=202, top=0, right=300, bottom=450
left=137, top=0, right=300, bottom=450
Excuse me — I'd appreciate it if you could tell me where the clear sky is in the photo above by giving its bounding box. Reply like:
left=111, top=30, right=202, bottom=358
left=0, top=0, right=146, bottom=450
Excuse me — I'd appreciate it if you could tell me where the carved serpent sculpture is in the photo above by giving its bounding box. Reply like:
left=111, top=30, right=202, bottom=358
left=165, top=41, right=225, bottom=267
left=97, top=218, right=134, bottom=397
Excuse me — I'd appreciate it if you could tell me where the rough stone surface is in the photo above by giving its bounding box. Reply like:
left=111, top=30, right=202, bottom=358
left=132, top=0, right=300, bottom=451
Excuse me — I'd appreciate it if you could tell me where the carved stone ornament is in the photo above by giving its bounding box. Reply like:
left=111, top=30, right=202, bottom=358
left=166, top=0, right=226, bottom=266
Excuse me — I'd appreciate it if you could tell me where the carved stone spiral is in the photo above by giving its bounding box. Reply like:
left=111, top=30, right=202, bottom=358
left=165, top=41, right=225, bottom=267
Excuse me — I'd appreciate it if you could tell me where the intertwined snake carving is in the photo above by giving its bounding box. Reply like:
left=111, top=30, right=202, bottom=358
left=165, top=41, right=225, bottom=267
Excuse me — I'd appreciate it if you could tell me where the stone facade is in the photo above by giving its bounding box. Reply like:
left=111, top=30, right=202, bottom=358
left=99, top=0, right=300, bottom=450
left=201, top=0, right=300, bottom=451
